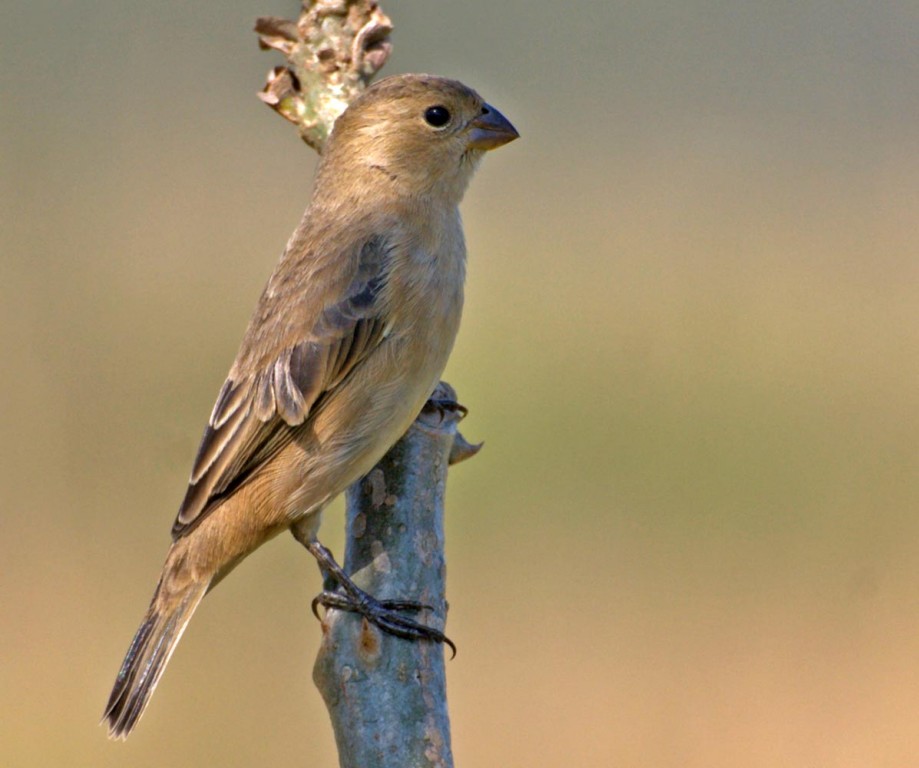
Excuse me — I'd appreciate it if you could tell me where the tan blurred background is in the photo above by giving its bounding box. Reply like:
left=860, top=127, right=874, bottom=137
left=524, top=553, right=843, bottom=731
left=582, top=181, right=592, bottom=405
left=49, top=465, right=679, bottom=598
left=2, top=1, right=918, bottom=765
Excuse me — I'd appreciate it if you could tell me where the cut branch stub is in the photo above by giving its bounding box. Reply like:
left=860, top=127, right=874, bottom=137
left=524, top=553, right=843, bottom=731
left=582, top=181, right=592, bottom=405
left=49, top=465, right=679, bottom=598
left=255, top=0, right=393, bottom=151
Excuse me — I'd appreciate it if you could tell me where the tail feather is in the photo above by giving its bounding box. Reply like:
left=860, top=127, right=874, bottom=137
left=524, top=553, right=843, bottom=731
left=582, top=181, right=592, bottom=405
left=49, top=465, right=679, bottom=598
left=103, top=581, right=208, bottom=739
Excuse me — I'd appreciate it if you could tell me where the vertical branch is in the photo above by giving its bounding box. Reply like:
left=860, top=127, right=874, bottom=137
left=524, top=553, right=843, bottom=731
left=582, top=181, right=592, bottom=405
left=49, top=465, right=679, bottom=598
left=313, top=389, right=461, bottom=768
left=254, top=5, right=481, bottom=766
left=310, top=382, right=479, bottom=768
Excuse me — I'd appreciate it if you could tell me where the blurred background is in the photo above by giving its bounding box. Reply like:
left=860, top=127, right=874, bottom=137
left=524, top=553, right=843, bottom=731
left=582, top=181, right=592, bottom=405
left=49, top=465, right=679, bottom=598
left=2, top=1, right=918, bottom=765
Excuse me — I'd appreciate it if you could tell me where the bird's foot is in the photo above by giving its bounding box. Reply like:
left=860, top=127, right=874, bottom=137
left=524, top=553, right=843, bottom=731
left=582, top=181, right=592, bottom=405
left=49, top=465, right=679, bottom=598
left=312, top=589, right=455, bottom=656
left=423, top=397, right=468, bottom=420
left=304, top=538, right=456, bottom=657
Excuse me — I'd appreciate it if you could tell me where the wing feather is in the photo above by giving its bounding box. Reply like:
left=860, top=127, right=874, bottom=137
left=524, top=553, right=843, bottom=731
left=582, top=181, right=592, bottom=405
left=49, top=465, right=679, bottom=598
left=171, top=235, right=392, bottom=538
left=189, top=392, right=252, bottom=485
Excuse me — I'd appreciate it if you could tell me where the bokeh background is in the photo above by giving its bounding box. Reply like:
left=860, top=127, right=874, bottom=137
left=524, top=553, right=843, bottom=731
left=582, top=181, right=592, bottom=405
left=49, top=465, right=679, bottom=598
left=3, top=1, right=918, bottom=765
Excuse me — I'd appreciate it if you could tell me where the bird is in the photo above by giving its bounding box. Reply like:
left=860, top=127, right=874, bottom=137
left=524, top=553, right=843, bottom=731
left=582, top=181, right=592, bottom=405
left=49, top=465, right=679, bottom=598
left=102, top=74, right=518, bottom=739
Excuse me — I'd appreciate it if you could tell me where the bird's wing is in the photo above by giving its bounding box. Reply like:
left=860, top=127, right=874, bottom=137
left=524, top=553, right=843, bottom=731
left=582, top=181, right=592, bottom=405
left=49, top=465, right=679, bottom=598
left=171, top=235, right=392, bottom=538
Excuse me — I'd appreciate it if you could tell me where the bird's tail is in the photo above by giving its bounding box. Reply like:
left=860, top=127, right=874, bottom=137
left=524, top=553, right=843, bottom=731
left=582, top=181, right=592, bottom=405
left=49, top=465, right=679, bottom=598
left=102, top=574, right=208, bottom=739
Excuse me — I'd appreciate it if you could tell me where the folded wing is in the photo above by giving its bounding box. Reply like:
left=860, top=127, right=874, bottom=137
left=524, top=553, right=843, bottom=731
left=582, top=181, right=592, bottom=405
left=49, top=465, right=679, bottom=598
left=172, top=236, right=391, bottom=538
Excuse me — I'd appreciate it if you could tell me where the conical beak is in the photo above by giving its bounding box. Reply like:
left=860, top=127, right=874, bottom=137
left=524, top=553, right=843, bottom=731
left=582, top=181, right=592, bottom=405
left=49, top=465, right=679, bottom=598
left=466, top=103, right=519, bottom=150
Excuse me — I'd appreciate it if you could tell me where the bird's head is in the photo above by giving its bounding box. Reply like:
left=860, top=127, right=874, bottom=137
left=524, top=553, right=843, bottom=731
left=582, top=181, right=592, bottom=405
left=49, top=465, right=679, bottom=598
left=317, top=74, right=518, bottom=207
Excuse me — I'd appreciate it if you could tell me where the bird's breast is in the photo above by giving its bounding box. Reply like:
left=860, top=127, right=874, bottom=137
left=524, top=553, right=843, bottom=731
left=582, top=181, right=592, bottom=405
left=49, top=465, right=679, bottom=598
left=273, top=212, right=467, bottom=520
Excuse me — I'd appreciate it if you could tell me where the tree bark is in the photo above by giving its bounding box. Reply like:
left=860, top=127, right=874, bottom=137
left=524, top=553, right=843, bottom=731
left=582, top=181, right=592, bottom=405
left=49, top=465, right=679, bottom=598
left=313, top=387, right=468, bottom=768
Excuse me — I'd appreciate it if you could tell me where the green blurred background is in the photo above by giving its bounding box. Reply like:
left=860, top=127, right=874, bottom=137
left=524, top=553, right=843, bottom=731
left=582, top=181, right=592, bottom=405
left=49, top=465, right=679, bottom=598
left=2, top=1, right=918, bottom=765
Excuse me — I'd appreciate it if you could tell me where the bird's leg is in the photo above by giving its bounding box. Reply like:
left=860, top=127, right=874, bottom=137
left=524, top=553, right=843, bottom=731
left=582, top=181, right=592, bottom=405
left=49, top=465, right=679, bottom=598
left=291, top=528, right=456, bottom=657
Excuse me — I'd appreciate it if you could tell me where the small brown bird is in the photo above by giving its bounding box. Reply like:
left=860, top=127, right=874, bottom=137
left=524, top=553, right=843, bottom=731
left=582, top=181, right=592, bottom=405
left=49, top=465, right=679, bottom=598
left=102, top=74, right=517, bottom=739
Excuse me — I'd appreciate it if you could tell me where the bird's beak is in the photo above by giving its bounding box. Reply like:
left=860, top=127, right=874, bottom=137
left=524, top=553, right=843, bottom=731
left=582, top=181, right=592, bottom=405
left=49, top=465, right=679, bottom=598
left=466, top=104, right=519, bottom=150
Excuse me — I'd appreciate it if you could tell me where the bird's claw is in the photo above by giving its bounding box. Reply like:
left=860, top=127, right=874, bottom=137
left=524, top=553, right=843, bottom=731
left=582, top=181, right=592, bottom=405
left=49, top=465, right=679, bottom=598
left=312, top=590, right=431, bottom=618
left=311, top=589, right=455, bottom=657
left=303, top=538, right=456, bottom=657
left=424, top=398, right=468, bottom=420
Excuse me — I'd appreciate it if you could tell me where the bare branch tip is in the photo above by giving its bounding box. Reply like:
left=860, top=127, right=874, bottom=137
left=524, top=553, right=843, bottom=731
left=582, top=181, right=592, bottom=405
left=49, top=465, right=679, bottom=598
left=449, top=433, right=483, bottom=465
left=254, top=1, right=394, bottom=149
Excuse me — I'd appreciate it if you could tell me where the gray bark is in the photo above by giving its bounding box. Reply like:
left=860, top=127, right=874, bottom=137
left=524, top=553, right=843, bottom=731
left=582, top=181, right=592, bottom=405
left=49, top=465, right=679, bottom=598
left=313, top=390, right=467, bottom=768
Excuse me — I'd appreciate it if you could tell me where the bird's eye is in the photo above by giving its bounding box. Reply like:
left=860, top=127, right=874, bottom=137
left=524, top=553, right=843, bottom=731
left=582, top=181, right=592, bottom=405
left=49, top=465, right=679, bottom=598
left=424, top=105, right=451, bottom=128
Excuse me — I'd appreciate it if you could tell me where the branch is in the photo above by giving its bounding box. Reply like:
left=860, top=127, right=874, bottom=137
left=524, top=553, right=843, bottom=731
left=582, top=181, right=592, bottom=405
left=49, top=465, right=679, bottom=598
left=255, top=0, right=393, bottom=150
left=254, top=5, right=481, bottom=766
left=313, top=384, right=468, bottom=768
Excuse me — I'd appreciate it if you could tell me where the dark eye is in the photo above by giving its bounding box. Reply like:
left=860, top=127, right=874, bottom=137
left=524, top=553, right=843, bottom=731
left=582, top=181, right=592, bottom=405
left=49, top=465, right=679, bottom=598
left=424, top=105, right=451, bottom=128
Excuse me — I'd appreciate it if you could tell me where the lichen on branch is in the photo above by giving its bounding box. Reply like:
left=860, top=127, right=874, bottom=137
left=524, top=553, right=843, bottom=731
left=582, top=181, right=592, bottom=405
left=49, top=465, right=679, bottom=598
left=255, top=0, right=393, bottom=151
